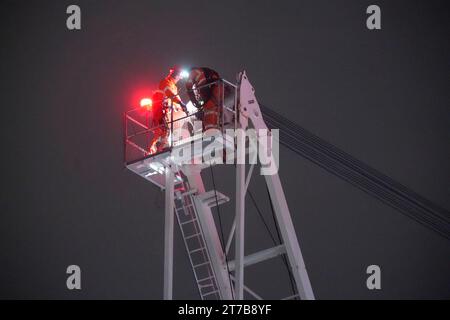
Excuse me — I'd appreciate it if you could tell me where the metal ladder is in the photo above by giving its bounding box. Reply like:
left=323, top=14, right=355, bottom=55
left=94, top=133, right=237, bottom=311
left=174, top=180, right=222, bottom=300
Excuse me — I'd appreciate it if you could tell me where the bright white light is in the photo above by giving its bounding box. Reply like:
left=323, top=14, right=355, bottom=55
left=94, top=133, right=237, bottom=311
left=180, top=70, right=189, bottom=79
left=145, top=171, right=158, bottom=177
left=186, top=101, right=197, bottom=114
left=149, top=162, right=165, bottom=175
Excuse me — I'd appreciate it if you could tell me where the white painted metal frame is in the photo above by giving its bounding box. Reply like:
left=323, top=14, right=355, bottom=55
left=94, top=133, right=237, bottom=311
left=182, top=165, right=234, bottom=300
left=163, top=165, right=175, bottom=299
left=235, top=129, right=246, bottom=299
left=137, top=72, right=314, bottom=300
left=235, top=71, right=315, bottom=300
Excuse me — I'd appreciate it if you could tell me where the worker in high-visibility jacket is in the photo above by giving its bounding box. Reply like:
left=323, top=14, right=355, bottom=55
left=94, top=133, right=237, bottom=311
left=155, top=66, right=187, bottom=112
left=149, top=66, right=187, bottom=153
left=185, top=67, right=221, bottom=131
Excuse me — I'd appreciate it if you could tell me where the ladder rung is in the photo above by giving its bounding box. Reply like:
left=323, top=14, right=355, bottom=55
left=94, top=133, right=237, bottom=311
left=197, top=275, right=215, bottom=283
left=202, top=290, right=219, bottom=298
left=176, top=203, right=194, bottom=212
left=184, top=233, right=201, bottom=240
left=180, top=218, right=197, bottom=226
left=193, top=261, right=210, bottom=268
left=175, top=202, right=192, bottom=209
left=199, top=283, right=215, bottom=289
left=189, top=247, right=206, bottom=255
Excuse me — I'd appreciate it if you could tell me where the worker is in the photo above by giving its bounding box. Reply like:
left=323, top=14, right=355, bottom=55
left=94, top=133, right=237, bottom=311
left=185, top=67, right=221, bottom=131
left=156, top=65, right=187, bottom=112
left=149, top=66, right=187, bottom=153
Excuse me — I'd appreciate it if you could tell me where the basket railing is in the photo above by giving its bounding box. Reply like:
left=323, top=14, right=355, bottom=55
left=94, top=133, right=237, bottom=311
left=124, top=79, right=237, bottom=165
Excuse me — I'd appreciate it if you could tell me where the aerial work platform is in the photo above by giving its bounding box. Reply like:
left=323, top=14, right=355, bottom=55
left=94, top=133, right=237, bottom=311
left=124, top=79, right=237, bottom=189
left=124, top=72, right=315, bottom=300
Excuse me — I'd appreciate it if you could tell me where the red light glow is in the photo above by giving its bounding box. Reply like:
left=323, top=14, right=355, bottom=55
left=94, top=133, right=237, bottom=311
left=140, top=98, right=152, bottom=110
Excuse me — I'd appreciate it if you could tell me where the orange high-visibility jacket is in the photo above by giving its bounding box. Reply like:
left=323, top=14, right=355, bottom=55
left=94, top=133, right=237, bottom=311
left=156, top=76, right=182, bottom=105
left=151, top=75, right=182, bottom=125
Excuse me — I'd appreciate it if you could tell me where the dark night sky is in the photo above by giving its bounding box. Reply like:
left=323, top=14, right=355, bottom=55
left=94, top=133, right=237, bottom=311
left=0, top=0, right=449, bottom=299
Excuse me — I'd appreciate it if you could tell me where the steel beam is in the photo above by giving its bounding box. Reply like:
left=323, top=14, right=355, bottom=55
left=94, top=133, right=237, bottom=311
left=235, top=128, right=246, bottom=300
left=238, top=71, right=315, bottom=300
left=182, top=165, right=234, bottom=300
left=228, top=245, right=286, bottom=271
left=163, top=165, right=175, bottom=299
left=264, top=173, right=315, bottom=300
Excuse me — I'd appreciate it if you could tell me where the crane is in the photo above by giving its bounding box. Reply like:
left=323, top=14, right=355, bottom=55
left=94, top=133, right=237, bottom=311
left=123, top=70, right=449, bottom=300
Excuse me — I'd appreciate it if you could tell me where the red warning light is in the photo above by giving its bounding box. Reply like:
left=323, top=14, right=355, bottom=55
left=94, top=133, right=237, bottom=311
left=140, top=98, right=152, bottom=110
